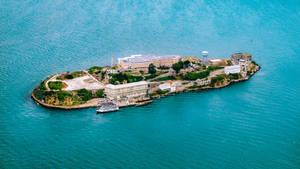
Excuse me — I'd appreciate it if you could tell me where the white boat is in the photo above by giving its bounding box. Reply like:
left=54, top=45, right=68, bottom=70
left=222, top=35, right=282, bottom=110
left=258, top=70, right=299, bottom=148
left=96, top=101, right=119, bottom=113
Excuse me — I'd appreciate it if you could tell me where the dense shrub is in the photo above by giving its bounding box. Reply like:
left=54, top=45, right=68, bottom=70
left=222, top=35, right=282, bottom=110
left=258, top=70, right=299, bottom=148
left=211, top=74, right=226, bottom=85
left=76, top=89, right=93, bottom=101
left=181, top=70, right=210, bottom=81
left=227, top=60, right=232, bottom=66
left=183, top=60, right=190, bottom=68
left=172, top=62, right=182, bottom=74
left=109, top=73, right=143, bottom=84
left=157, top=71, right=168, bottom=76
left=96, top=89, right=104, bottom=98
left=145, top=74, right=158, bottom=80
left=39, top=81, right=47, bottom=90
left=198, top=70, right=210, bottom=79
left=64, top=74, right=74, bottom=79
left=48, top=81, right=63, bottom=90
left=228, top=73, right=240, bottom=80
left=156, top=89, right=169, bottom=95
left=71, top=71, right=85, bottom=78
left=101, top=71, right=106, bottom=79
left=157, top=76, right=176, bottom=81
left=251, top=60, right=258, bottom=66
left=56, top=91, right=71, bottom=101
left=88, top=66, right=103, bottom=74
left=63, top=71, right=86, bottom=79
left=127, top=75, right=143, bottom=83
left=183, top=72, right=199, bottom=80
left=33, top=88, right=46, bottom=101
left=207, top=66, right=224, bottom=72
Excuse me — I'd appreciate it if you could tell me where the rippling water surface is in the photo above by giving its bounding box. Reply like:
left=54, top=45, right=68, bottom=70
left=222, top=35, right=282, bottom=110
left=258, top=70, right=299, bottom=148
left=1, top=0, right=300, bottom=168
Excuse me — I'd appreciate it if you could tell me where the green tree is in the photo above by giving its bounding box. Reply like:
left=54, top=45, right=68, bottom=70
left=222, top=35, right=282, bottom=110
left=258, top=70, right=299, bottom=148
left=227, top=60, right=232, bottom=66
left=251, top=60, right=258, bottom=66
left=172, top=62, right=182, bottom=74
left=184, top=72, right=199, bottom=80
left=139, top=70, right=144, bottom=76
left=148, top=63, right=156, bottom=75
left=178, top=61, right=184, bottom=68
left=96, top=89, right=104, bottom=98
left=48, top=81, right=63, bottom=90
left=77, top=89, right=93, bottom=101
left=183, top=60, right=190, bottom=68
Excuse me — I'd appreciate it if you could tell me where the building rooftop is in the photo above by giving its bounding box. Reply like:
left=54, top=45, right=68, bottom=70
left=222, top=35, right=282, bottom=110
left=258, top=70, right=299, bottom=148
left=105, top=81, right=148, bottom=89
left=209, top=59, right=222, bottom=62
left=119, top=54, right=181, bottom=63
left=232, top=53, right=252, bottom=57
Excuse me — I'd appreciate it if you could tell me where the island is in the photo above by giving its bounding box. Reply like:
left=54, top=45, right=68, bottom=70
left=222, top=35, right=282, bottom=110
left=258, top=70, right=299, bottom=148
left=31, top=53, right=260, bottom=112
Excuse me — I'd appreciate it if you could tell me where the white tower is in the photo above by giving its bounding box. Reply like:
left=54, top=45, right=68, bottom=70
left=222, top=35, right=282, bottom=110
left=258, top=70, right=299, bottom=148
left=111, top=56, right=114, bottom=67
left=201, top=51, right=208, bottom=65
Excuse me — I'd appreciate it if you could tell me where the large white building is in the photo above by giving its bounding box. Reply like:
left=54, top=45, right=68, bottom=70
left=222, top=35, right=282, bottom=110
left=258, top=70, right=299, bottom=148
left=104, top=81, right=149, bottom=100
left=224, top=65, right=241, bottom=74
left=118, top=54, right=181, bottom=70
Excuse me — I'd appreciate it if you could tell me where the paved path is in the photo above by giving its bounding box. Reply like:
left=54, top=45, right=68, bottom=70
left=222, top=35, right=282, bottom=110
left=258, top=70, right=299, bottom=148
left=83, top=70, right=102, bottom=83
left=45, top=74, right=59, bottom=91
left=208, top=69, right=224, bottom=79
left=148, top=71, right=173, bottom=81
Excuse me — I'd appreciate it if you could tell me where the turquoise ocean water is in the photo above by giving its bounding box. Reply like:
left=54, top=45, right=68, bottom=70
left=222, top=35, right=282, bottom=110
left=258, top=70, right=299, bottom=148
left=1, top=0, right=300, bottom=168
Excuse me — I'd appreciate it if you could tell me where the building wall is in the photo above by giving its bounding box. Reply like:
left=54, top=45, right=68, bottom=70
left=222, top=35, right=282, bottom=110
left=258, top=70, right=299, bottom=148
left=119, top=61, right=152, bottom=70
left=118, top=57, right=181, bottom=71
left=105, top=83, right=149, bottom=100
left=181, top=56, right=199, bottom=63
left=208, top=59, right=227, bottom=66
left=153, top=58, right=180, bottom=67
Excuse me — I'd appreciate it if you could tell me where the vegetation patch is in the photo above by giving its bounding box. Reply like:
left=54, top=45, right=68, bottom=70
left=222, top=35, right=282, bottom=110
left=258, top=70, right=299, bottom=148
left=251, top=60, right=258, bottom=66
left=156, top=76, right=176, bottom=81
left=76, top=89, right=93, bottom=101
left=150, top=89, right=169, bottom=97
left=207, top=66, right=224, bottom=71
left=156, top=89, right=169, bottom=95
left=48, top=81, right=67, bottom=90
left=96, top=89, right=104, bottom=98
left=57, top=71, right=86, bottom=80
left=157, top=71, right=168, bottom=76
left=227, top=60, right=232, bottom=66
left=88, top=66, right=103, bottom=74
left=180, top=70, right=210, bottom=81
left=211, top=74, right=227, bottom=86
left=187, top=85, right=202, bottom=89
left=109, top=73, right=143, bottom=84
left=148, top=63, right=157, bottom=75
left=172, top=60, right=191, bottom=74
left=145, top=74, right=158, bottom=80
left=228, top=73, right=240, bottom=80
